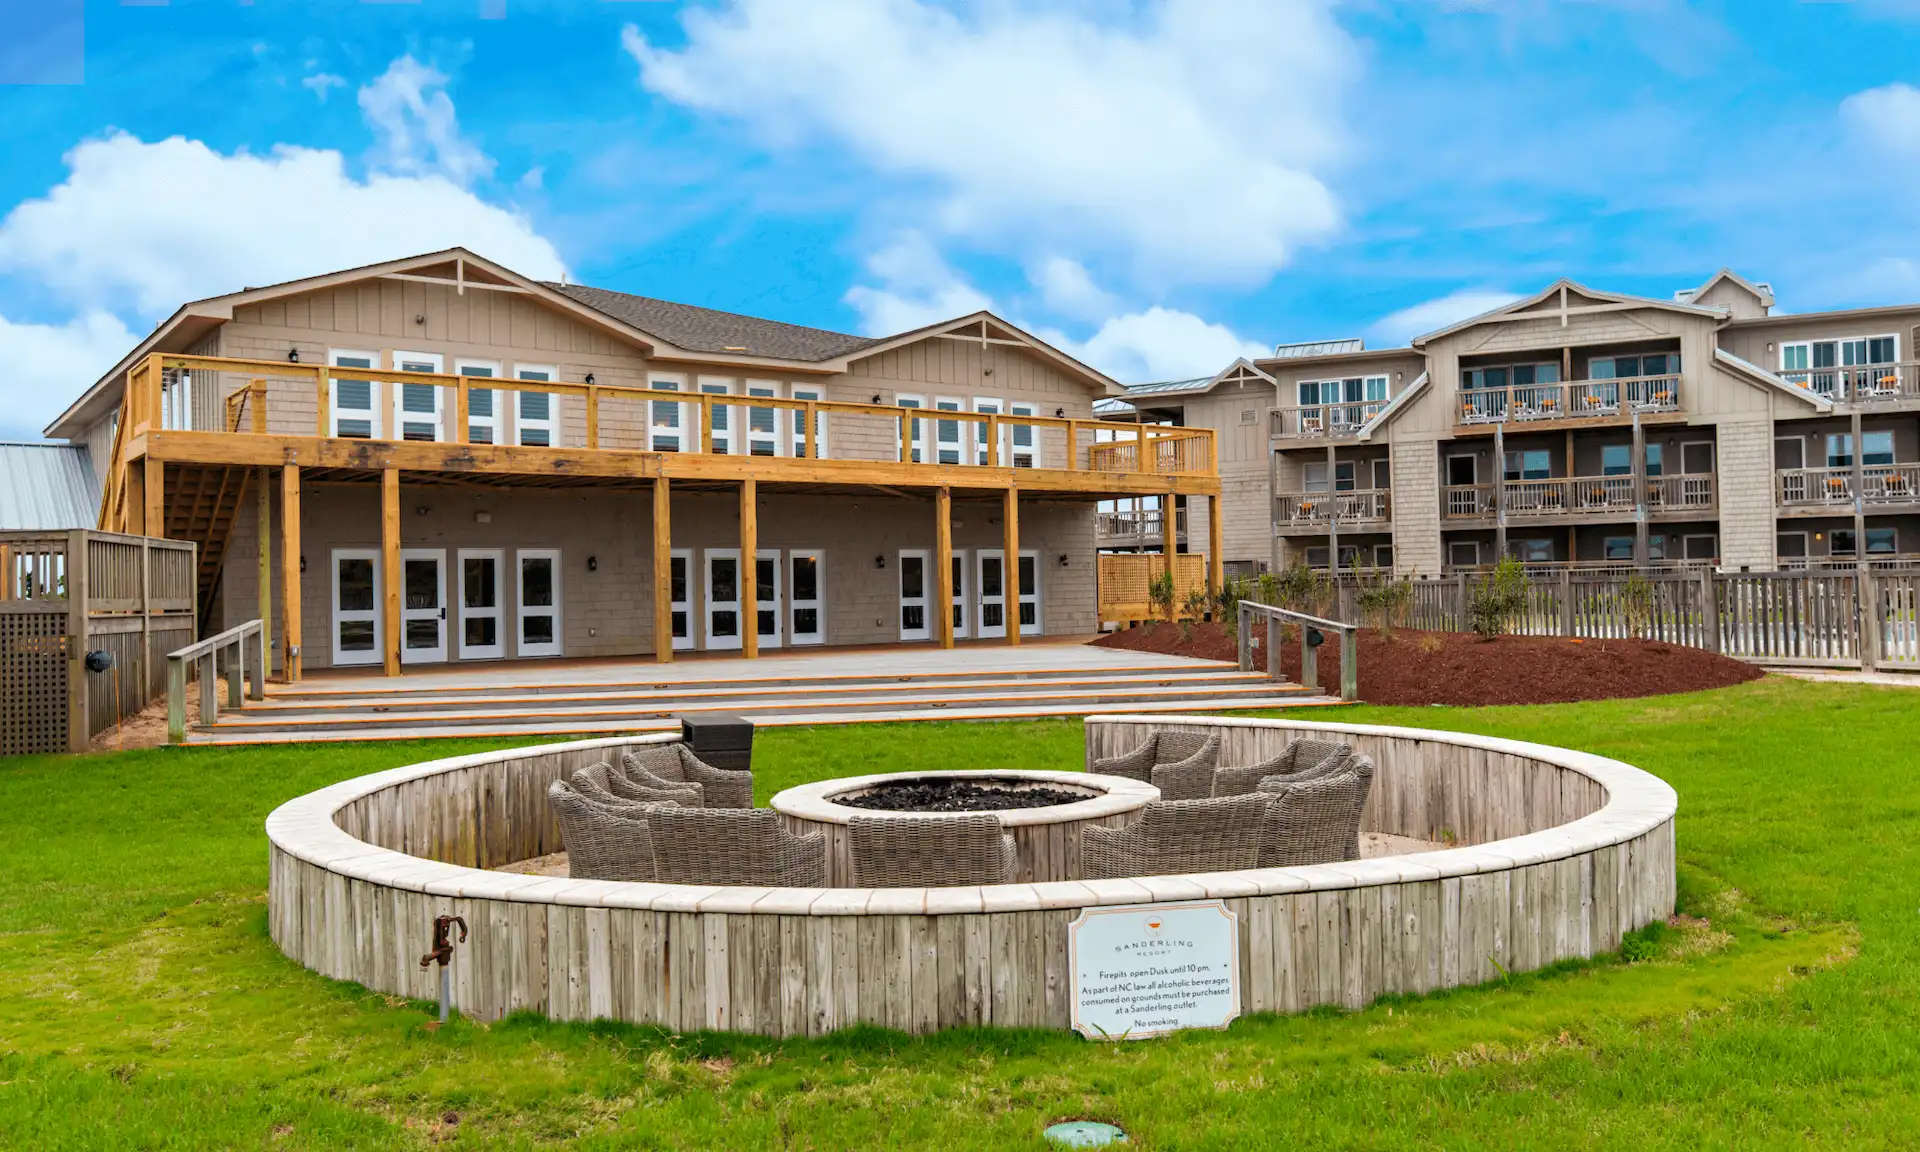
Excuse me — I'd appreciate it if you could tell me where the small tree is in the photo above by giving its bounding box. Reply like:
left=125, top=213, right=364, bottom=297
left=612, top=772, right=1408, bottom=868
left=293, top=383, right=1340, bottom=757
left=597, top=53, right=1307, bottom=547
left=1180, top=586, right=1211, bottom=641
left=1147, top=568, right=1177, bottom=626
left=1618, top=574, right=1654, bottom=638
left=1358, top=573, right=1414, bottom=637
left=1468, top=555, right=1528, bottom=639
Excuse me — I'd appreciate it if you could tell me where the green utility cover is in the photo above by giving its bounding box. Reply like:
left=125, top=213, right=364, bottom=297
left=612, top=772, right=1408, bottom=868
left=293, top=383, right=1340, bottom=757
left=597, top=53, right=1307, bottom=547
left=1043, top=1120, right=1128, bottom=1146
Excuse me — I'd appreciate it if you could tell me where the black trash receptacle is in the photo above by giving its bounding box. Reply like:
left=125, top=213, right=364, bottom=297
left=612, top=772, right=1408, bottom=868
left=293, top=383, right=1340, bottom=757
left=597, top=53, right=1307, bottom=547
left=681, top=714, right=753, bottom=771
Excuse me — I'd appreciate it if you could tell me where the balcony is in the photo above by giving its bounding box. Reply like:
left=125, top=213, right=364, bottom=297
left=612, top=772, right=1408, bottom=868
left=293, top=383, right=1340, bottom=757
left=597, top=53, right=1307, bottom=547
left=1275, top=489, right=1391, bottom=529
left=1095, top=507, right=1187, bottom=549
left=1778, top=363, right=1920, bottom=406
left=1776, top=464, right=1920, bottom=508
left=1443, top=473, right=1716, bottom=521
left=1457, top=375, right=1681, bottom=427
left=1269, top=401, right=1388, bottom=441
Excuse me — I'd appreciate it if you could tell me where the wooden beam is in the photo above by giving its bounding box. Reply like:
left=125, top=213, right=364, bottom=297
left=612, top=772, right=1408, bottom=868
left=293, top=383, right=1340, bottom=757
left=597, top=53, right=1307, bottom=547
left=653, top=478, right=673, bottom=664
left=381, top=468, right=401, bottom=677
left=1208, top=495, right=1224, bottom=597
left=280, top=464, right=302, bottom=682
left=1003, top=487, right=1020, bottom=646
left=257, top=466, right=273, bottom=668
left=740, top=479, right=758, bottom=660
left=935, top=486, right=954, bottom=650
left=379, top=271, right=530, bottom=293
left=143, top=456, right=164, bottom=538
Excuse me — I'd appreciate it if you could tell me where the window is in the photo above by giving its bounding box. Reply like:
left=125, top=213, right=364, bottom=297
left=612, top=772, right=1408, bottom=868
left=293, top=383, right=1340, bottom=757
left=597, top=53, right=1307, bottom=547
left=1831, top=529, right=1858, bottom=557
left=1864, top=431, right=1895, bottom=467
left=1601, top=444, right=1632, bottom=476
left=1648, top=534, right=1667, bottom=561
left=934, top=396, right=964, bottom=464
left=1303, top=461, right=1357, bottom=492
left=1604, top=536, right=1635, bottom=560
left=1591, top=353, right=1679, bottom=380
left=1645, top=443, right=1663, bottom=477
left=1305, top=547, right=1331, bottom=569
left=1681, top=441, right=1714, bottom=474
left=745, top=380, right=780, bottom=456
left=1827, top=434, right=1853, bottom=469
left=1503, top=449, right=1550, bottom=481
left=649, top=373, right=687, bottom=452
left=1683, top=534, right=1718, bottom=561
left=1513, top=538, right=1553, bottom=562
left=1777, top=532, right=1808, bottom=560
left=1336, top=545, right=1361, bottom=569
left=1372, top=458, right=1392, bottom=490
left=1009, top=401, right=1038, bottom=467
left=457, top=360, right=500, bottom=444
left=1447, top=540, right=1480, bottom=568
left=392, top=351, right=444, bottom=442
left=1783, top=337, right=1895, bottom=379
left=1775, top=437, right=1805, bottom=470
left=1465, top=363, right=1558, bottom=389
left=972, top=397, right=1003, bottom=465
left=1373, top=543, right=1394, bottom=569
left=895, top=394, right=925, bottom=463
left=1446, top=455, right=1477, bottom=486
left=1299, top=377, right=1387, bottom=406
left=789, top=383, right=827, bottom=458
left=514, top=365, right=556, bottom=446
left=329, top=349, right=380, bottom=438
left=1869, top=527, right=1898, bottom=554
left=700, top=378, right=736, bottom=454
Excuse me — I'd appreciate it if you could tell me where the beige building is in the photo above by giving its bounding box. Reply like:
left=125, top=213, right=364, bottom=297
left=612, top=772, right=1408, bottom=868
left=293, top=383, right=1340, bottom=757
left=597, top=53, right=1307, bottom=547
left=1106, top=271, right=1920, bottom=577
left=47, top=249, right=1220, bottom=676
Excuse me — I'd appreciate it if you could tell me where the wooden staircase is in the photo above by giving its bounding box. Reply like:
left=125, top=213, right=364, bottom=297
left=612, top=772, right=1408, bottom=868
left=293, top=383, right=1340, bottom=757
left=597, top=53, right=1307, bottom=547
left=163, top=463, right=253, bottom=628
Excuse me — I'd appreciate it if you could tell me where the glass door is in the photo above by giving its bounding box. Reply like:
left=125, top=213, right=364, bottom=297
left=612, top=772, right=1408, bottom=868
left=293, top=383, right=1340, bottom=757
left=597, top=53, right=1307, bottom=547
left=705, top=549, right=742, bottom=650
left=789, top=549, right=824, bottom=645
left=976, top=549, right=1007, bottom=638
left=1017, top=550, right=1041, bottom=636
left=950, top=549, right=971, bottom=638
left=754, top=548, right=784, bottom=650
left=330, top=549, right=382, bottom=667
left=515, top=549, right=563, bottom=658
left=669, top=548, right=694, bottom=651
left=898, top=548, right=931, bottom=641
left=398, top=548, right=447, bottom=664
left=457, top=548, right=504, bottom=660
left=391, top=351, right=444, bottom=442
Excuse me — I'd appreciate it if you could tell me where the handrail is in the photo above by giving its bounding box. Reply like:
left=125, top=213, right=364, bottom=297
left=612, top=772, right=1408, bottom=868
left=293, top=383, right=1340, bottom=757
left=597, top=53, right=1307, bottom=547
left=1236, top=600, right=1358, bottom=701
left=167, top=618, right=266, bottom=744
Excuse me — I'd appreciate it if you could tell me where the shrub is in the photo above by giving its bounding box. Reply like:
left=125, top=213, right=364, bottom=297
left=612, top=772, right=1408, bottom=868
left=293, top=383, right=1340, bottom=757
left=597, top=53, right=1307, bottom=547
left=1468, top=555, right=1529, bottom=638
left=1215, top=575, right=1249, bottom=639
left=1147, top=569, right=1177, bottom=624
left=1618, top=574, right=1654, bottom=638
left=1180, top=587, right=1211, bottom=641
left=1356, top=571, right=1414, bottom=636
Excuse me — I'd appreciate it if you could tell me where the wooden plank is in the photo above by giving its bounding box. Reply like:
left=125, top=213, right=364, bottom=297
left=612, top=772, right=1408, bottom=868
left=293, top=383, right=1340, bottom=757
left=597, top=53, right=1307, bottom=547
left=280, top=465, right=302, bottom=682
left=740, top=479, right=758, bottom=660
left=934, top=486, right=954, bottom=650
left=1003, top=487, right=1020, bottom=647
left=381, top=468, right=401, bottom=677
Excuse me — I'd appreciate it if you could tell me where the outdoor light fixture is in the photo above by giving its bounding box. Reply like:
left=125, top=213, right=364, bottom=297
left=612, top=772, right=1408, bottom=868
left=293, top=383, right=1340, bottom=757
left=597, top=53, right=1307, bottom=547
left=1058, top=554, right=1069, bottom=567
left=287, top=349, right=301, bottom=363
left=587, top=556, right=598, bottom=572
left=84, top=650, right=113, bottom=674
left=872, top=394, right=883, bottom=404
left=585, top=373, right=595, bottom=385
left=874, top=555, right=886, bottom=569
left=415, top=505, right=429, bottom=516
left=1306, top=627, right=1326, bottom=648
left=299, top=555, right=307, bottom=573
left=1055, top=407, right=1066, bottom=418
left=414, top=314, right=426, bottom=325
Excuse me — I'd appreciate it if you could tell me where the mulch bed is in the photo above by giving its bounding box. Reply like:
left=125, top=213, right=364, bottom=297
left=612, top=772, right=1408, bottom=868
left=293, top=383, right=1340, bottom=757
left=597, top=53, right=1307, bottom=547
left=1092, top=622, right=1764, bottom=707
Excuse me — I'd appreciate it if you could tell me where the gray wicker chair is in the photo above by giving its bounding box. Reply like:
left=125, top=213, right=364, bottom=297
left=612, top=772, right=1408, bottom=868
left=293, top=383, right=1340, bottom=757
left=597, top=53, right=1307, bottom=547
left=647, top=807, right=827, bottom=887
left=1211, top=739, right=1351, bottom=797
left=546, top=778, right=676, bottom=882
left=1080, top=794, right=1269, bottom=880
left=623, top=744, right=755, bottom=809
left=607, top=760, right=705, bottom=807
left=1092, top=730, right=1220, bottom=785
left=846, top=814, right=1018, bottom=887
left=1257, top=754, right=1375, bottom=867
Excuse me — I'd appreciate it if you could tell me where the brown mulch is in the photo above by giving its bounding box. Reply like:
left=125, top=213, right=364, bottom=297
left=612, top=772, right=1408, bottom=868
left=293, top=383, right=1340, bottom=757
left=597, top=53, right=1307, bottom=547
left=1093, top=622, right=1764, bottom=707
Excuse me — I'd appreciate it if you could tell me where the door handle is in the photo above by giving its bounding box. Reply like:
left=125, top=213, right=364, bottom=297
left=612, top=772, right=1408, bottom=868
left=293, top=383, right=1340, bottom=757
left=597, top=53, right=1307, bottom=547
left=439, top=608, right=446, bottom=620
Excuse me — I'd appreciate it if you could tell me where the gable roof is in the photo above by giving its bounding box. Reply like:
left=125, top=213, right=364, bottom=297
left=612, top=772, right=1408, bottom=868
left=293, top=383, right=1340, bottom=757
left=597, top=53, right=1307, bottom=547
left=1410, top=278, right=1728, bottom=347
left=0, top=442, right=100, bottom=530
left=1677, top=268, right=1774, bottom=310
left=1273, top=337, right=1364, bottom=358
left=1357, top=372, right=1429, bottom=441
left=547, top=283, right=882, bottom=362
left=1712, top=348, right=1831, bottom=411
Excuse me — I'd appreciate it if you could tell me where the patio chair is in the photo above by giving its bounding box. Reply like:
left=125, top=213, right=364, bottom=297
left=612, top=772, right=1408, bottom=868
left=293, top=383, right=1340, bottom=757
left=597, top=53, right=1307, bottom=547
left=1091, top=730, right=1220, bottom=785
left=1256, top=755, right=1376, bottom=867
left=606, top=760, right=705, bottom=807
left=647, top=807, right=827, bottom=887
left=1081, top=794, right=1270, bottom=880
left=546, top=778, right=677, bottom=882
left=846, top=814, right=1017, bottom=887
left=571, top=761, right=695, bottom=809
left=622, top=743, right=755, bottom=809
left=1210, top=738, right=1351, bottom=797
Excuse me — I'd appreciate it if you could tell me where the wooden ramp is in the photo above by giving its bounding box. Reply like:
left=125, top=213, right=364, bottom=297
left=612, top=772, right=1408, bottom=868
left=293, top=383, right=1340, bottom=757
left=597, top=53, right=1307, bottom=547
left=187, top=644, right=1338, bottom=744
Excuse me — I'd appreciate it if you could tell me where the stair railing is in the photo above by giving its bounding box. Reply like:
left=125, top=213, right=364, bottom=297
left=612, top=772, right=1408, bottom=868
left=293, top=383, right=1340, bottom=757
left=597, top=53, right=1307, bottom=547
left=167, top=619, right=267, bottom=744
left=1236, top=600, right=1358, bottom=701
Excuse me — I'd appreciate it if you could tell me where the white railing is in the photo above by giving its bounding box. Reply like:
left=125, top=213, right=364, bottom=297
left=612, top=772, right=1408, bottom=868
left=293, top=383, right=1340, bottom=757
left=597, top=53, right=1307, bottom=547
left=1777, top=464, right=1920, bottom=506
left=167, top=619, right=266, bottom=745
left=1445, top=474, right=1714, bottom=520
left=1273, top=489, right=1391, bottom=525
left=1269, top=401, right=1388, bottom=439
left=1458, top=375, right=1681, bottom=425
left=1779, top=362, right=1920, bottom=404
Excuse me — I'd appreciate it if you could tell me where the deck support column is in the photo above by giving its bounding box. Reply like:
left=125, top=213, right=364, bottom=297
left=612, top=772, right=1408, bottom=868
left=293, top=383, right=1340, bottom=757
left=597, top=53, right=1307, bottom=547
left=281, top=465, right=302, bottom=682
left=1631, top=413, right=1649, bottom=566
left=1208, top=494, right=1223, bottom=597
left=935, top=485, right=955, bottom=649
left=1852, top=407, right=1867, bottom=575
left=1492, top=424, right=1506, bottom=563
left=1003, top=486, right=1020, bottom=646
left=1325, top=442, right=1339, bottom=574
left=257, top=467, right=272, bottom=670
left=740, top=479, right=758, bottom=660
left=143, top=456, right=164, bottom=538
left=653, top=477, right=673, bottom=664
left=381, top=467, right=401, bottom=678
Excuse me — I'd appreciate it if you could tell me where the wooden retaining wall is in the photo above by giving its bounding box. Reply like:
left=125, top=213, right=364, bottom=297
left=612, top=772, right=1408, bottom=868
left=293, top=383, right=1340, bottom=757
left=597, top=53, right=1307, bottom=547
left=267, top=720, right=1676, bottom=1037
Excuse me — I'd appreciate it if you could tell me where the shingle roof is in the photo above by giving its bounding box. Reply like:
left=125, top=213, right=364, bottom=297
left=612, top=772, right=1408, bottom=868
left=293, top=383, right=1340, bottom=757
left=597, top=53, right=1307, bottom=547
left=546, top=283, right=884, bottom=362
left=0, top=442, right=100, bottom=530
left=1272, top=338, right=1364, bottom=358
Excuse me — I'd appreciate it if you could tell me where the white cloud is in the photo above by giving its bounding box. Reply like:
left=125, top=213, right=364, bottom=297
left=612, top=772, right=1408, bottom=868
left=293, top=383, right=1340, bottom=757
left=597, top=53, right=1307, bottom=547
left=843, top=233, right=993, bottom=334
left=0, top=131, right=564, bottom=316
left=358, top=55, right=494, bottom=186
left=624, top=0, right=1352, bottom=285
left=1842, top=82, right=1920, bottom=161
left=1367, top=288, right=1523, bottom=346
left=301, top=72, right=347, bottom=102
left=1029, top=257, right=1118, bottom=322
left=1045, top=308, right=1265, bottom=384
left=0, top=311, right=137, bottom=438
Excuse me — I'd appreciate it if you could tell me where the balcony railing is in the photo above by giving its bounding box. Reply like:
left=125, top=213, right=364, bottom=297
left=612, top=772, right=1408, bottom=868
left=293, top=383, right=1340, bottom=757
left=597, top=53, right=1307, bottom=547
left=1269, top=401, right=1388, bottom=439
left=1458, top=375, right=1681, bottom=425
left=1444, top=473, right=1716, bottom=520
left=1779, top=362, right=1920, bottom=405
left=1095, top=508, right=1187, bottom=547
left=1776, top=464, right=1920, bottom=506
left=1275, top=489, right=1391, bottom=526
left=1445, top=557, right=1719, bottom=577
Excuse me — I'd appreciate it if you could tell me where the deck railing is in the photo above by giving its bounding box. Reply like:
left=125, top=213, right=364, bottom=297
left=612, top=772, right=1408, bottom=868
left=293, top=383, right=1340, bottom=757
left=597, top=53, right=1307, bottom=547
left=1443, top=473, right=1715, bottom=520
left=1274, top=489, right=1391, bottom=525
left=1094, top=507, right=1187, bottom=547
left=1268, top=401, right=1388, bottom=439
left=128, top=353, right=1217, bottom=478
left=166, top=619, right=266, bottom=745
left=1776, top=464, right=1920, bottom=506
left=1236, top=600, right=1358, bottom=701
left=1458, top=375, right=1681, bottom=425
left=1779, top=362, right=1920, bottom=404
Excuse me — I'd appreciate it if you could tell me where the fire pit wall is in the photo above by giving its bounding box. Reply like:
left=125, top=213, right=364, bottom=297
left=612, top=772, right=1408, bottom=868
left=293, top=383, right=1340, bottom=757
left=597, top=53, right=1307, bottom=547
left=267, top=718, right=1676, bottom=1039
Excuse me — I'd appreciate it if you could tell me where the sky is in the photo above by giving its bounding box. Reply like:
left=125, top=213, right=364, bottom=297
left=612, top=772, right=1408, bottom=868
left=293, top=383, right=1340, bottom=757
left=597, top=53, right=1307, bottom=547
left=3, top=0, right=1920, bottom=440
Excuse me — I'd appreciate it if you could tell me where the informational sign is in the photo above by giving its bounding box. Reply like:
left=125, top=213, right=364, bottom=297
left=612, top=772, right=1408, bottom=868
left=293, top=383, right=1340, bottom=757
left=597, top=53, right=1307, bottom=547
left=1068, top=900, right=1239, bottom=1040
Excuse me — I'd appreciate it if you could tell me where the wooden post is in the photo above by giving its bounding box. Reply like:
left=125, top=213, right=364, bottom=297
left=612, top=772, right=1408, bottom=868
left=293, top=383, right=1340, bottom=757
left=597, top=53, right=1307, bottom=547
left=138, top=537, right=152, bottom=712
left=280, top=464, right=302, bottom=683
left=1003, top=486, right=1020, bottom=646
left=1631, top=413, right=1649, bottom=566
left=166, top=656, right=187, bottom=746
left=1851, top=407, right=1867, bottom=577
left=145, top=353, right=164, bottom=429
left=381, top=468, right=401, bottom=677
left=586, top=385, right=600, bottom=449
left=803, top=401, right=818, bottom=459
left=935, top=486, right=955, bottom=649
left=700, top=396, right=715, bottom=454
left=1208, top=495, right=1224, bottom=598
left=257, top=467, right=272, bottom=669
left=315, top=365, right=329, bottom=438
left=1339, top=627, right=1357, bottom=701
left=1135, top=424, right=1150, bottom=474
left=1492, top=423, right=1506, bottom=562
left=1067, top=420, right=1082, bottom=471
left=143, top=456, right=164, bottom=539
left=250, top=622, right=266, bottom=701
left=65, top=529, right=88, bottom=752
left=250, top=381, right=268, bottom=434
left=653, top=478, right=674, bottom=664
left=740, top=479, right=758, bottom=660
left=1559, top=567, right=1574, bottom=637
left=1699, top=567, right=1720, bottom=653
left=1859, top=568, right=1879, bottom=671
left=455, top=376, right=470, bottom=445
left=1266, top=613, right=1281, bottom=680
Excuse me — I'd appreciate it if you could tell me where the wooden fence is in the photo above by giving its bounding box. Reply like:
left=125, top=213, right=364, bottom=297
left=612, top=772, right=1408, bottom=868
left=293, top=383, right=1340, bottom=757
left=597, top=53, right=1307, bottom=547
left=1097, top=552, right=1208, bottom=623
left=1, top=531, right=197, bottom=755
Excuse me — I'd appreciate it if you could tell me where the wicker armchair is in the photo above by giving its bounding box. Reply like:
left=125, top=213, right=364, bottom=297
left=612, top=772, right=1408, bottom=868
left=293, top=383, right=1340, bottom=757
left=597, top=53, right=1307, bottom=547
left=607, top=760, right=705, bottom=806
left=623, top=744, right=755, bottom=809
left=647, top=807, right=827, bottom=887
left=1080, top=794, right=1269, bottom=880
left=1092, top=730, right=1220, bottom=784
left=1257, top=755, right=1375, bottom=867
left=847, top=814, right=1018, bottom=887
left=1210, top=739, right=1351, bottom=797
left=546, top=778, right=675, bottom=882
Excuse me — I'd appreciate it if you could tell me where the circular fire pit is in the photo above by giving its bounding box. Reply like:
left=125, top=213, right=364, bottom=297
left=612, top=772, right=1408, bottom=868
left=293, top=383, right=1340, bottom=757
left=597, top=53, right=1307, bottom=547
left=772, top=769, right=1158, bottom=884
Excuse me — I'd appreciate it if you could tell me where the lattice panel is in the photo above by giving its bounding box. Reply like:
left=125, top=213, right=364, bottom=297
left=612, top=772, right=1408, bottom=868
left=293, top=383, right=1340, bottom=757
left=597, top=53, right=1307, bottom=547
left=0, top=612, right=69, bottom=756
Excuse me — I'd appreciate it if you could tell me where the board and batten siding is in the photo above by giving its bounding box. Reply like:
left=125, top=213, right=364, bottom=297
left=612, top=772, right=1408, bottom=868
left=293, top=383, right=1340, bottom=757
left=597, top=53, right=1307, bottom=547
left=268, top=719, right=1676, bottom=1037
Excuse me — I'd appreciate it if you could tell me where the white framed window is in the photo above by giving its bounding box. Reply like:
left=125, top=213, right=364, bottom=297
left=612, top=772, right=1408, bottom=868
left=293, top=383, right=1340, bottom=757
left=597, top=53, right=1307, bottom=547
left=649, top=373, right=689, bottom=453
left=789, top=383, right=827, bottom=458
left=752, top=548, right=783, bottom=649
left=745, top=379, right=781, bottom=456
left=456, top=359, right=501, bottom=445
left=934, top=396, right=965, bottom=465
left=700, top=377, right=737, bottom=454
left=668, top=548, right=694, bottom=651
left=949, top=548, right=971, bottom=637
left=1777, top=531, right=1808, bottom=560
left=972, top=396, right=1003, bottom=465
left=896, top=394, right=927, bottom=463
left=705, top=548, right=743, bottom=649
left=515, top=548, right=563, bottom=657
left=514, top=365, right=557, bottom=447
left=391, top=350, right=445, bottom=442
left=1009, top=401, right=1038, bottom=467
left=398, top=547, right=448, bottom=665
left=328, top=349, right=381, bottom=439
left=975, top=548, right=1007, bottom=638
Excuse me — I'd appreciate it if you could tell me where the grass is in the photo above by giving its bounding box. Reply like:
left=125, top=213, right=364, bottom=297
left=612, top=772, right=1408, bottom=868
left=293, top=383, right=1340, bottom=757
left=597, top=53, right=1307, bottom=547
left=0, top=675, right=1914, bottom=1148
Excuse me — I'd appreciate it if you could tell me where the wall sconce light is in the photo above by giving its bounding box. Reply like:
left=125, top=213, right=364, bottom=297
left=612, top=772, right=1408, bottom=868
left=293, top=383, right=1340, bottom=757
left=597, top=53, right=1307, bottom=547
left=474, top=511, right=492, bottom=524
left=585, top=373, right=595, bottom=385
left=287, top=349, right=301, bottom=364
left=1814, top=532, right=1824, bottom=542
left=1055, top=407, right=1066, bottom=418
left=872, top=394, right=883, bottom=404
left=414, top=505, right=429, bottom=516
left=414, top=314, right=427, bottom=326
left=1058, top=554, right=1069, bottom=567
left=299, top=555, right=307, bottom=573
left=587, top=555, right=598, bottom=572
left=1767, top=342, right=1775, bottom=353
left=983, top=367, right=994, bottom=376
left=874, top=555, right=886, bottom=569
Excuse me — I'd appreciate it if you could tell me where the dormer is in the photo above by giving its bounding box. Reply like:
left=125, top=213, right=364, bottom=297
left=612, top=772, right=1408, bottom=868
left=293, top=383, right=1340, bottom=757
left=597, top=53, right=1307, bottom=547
left=1676, top=269, right=1774, bottom=319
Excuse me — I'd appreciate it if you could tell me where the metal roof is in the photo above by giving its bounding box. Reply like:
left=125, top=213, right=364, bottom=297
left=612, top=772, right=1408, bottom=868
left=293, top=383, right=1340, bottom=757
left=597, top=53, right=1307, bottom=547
left=1272, top=338, right=1364, bottom=358
left=0, top=442, right=101, bottom=530
left=1092, top=375, right=1216, bottom=416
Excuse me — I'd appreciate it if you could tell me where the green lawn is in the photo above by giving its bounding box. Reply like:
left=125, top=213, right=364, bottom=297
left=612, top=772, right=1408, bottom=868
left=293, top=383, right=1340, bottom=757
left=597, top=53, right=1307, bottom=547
left=0, top=677, right=1914, bottom=1149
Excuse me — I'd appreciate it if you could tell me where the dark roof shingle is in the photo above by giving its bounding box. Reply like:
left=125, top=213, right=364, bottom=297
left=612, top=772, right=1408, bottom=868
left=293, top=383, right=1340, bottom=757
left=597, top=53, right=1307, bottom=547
left=547, top=283, right=883, bottom=362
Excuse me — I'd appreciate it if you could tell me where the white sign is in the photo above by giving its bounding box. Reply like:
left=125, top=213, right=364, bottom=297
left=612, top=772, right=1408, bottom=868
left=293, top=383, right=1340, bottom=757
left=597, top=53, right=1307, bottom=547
left=1068, top=900, right=1240, bottom=1040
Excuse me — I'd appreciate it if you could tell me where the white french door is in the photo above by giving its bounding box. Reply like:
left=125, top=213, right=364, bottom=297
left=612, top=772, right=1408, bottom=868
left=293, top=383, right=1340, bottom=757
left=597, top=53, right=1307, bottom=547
left=1017, top=550, right=1042, bottom=636
left=457, top=548, right=505, bottom=660
left=934, top=396, right=965, bottom=465
left=950, top=548, right=971, bottom=638
left=399, top=548, right=448, bottom=664
left=789, top=549, right=824, bottom=645
left=753, top=548, right=784, bottom=650
left=330, top=549, right=382, bottom=667
left=329, top=350, right=380, bottom=439
left=515, top=549, right=563, bottom=658
left=898, top=548, right=931, bottom=641
left=669, top=548, right=694, bottom=651
left=976, top=549, right=1008, bottom=638
left=391, top=351, right=445, bottom=442
left=705, top=549, right=743, bottom=650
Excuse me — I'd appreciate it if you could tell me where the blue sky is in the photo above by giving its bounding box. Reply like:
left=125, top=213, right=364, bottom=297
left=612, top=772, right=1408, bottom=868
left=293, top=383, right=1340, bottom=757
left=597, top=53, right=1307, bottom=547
left=4, top=0, right=1920, bottom=439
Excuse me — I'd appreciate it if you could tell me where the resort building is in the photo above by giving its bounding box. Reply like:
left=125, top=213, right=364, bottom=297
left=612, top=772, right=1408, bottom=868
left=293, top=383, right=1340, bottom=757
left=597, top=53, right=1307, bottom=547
left=1106, top=271, right=1920, bottom=577
left=44, top=248, right=1220, bottom=677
